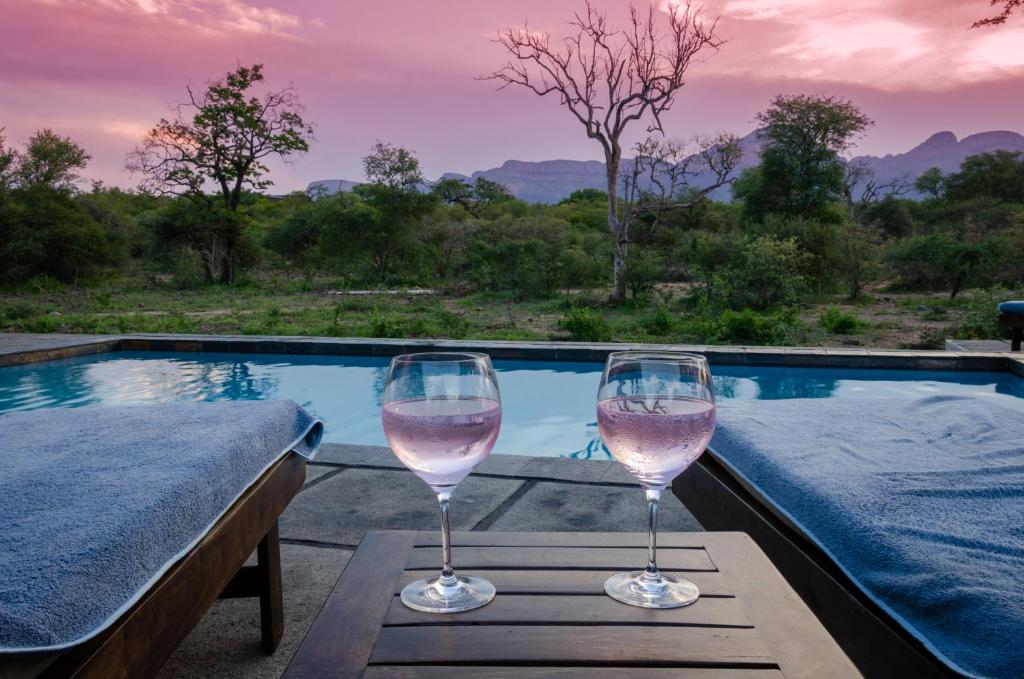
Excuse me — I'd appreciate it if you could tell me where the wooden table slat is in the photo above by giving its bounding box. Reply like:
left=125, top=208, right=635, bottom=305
left=397, top=569, right=734, bottom=596
left=416, top=531, right=710, bottom=548
left=701, top=533, right=862, bottom=679
left=384, top=593, right=751, bottom=627
left=405, top=546, right=716, bottom=571
left=369, top=625, right=775, bottom=666
left=283, top=531, right=417, bottom=679
left=365, top=667, right=786, bottom=678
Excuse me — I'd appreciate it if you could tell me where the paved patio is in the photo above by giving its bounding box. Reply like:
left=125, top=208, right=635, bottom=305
left=157, top=444, right=700, bottom=678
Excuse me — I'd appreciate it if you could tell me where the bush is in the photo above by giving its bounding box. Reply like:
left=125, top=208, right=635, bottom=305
left=681, top=307, right=810, bottom=346
left=886, top=233, right=1009, bottom=298
left=363, top=313, right=429, bottom=338
left=0, top=301, right=36, bottom=322
left=624, top=248, right=665, bottom=302
left=644, top=306, right=675, bottom=335
left=952, top=287, right=1020, bottom=340
left=462, top=216, right=605, bottom=300
left=698, top=235, right=809, bottom=311
left=715, top=309, right=779, bottom=344
left=559, top=306, right=611, bottom=342
left=818, top=306, right=864, bottom=334
left=437, top=310, right=470, bottom=339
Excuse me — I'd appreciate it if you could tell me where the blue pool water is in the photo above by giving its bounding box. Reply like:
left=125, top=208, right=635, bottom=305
left=2, top=351, right=1022, bottom=458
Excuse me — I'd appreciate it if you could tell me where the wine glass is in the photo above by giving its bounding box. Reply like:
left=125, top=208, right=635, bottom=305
left=597, top=351, right=716, bottom=608
left=381, top=352, right=501, bottom=613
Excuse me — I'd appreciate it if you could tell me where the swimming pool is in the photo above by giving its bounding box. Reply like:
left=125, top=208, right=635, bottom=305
left=2, top=351, right=1022, bottom=458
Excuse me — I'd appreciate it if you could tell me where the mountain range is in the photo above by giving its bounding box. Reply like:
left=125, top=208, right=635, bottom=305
left=306, top=130, right=1024, bottom=204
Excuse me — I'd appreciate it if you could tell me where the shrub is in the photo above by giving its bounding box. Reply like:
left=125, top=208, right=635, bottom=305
left=696, top=308, right=810, bottom=346
left=559, top=306, right=611, bottom=342
left=438, top=310, right=470, bottom=339
left=363, top=313, right=429, bottom=338
left=886, top=233, right=1009, bottom=298
left=818, top=306, right=864, bottom=334
left=952, top=287, right=1020, bottom=340
left=702, top=235, right=810, bottom=311
left=903, top=327, right=947, bottom=350
left=0, top=301, right=36, bottom=322
left=715, top=309, right=777, bottom=344
left=624, top=248, right=665, bottom=302
left=644, top=306, right=675, bottom=335
left=366, top=313, right=405, bottom=338
left=461, top=216, right=605, bottom=300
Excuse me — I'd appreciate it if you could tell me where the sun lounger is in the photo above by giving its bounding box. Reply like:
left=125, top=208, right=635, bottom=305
left=998, top=300, right=1024, bottom=351
left=0, top=401, right=322, bottom=678
left=674, top=395, right=1023, bottom=678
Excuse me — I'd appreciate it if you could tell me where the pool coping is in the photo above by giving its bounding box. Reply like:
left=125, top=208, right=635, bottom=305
left=1, top=332, right=1023, bottom=376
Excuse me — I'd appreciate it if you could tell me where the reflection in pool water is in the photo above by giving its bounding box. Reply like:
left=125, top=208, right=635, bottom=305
left=1, top=351, right=1022, bottom=459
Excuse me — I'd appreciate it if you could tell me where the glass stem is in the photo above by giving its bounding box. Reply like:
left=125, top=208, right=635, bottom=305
left=642, top=488, right=662, bottom=581
left=437, top=491, right=458, bottom=587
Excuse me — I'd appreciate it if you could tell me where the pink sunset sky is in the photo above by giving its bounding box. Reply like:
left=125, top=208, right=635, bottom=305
left=1, top=0, right=1022, bottom=192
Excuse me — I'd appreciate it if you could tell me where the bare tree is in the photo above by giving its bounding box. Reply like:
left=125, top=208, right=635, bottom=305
left=973, top=0, right=1021, bottom=26
left=839, top=160, right=911, bottom=299
left=842, top=160, right=911, bottom=226
left=621, top=132, right=741, bottom=236
left=487, top=2, right=723, bottom=302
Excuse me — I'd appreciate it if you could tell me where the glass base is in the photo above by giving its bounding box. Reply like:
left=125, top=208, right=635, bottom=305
left=400, top=575, right=496, bottom=613
left=604, top=571, right=700, bottom=609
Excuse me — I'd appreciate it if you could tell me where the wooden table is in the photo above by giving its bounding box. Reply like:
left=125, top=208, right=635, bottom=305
left=284, top=531, right=858, bottom=678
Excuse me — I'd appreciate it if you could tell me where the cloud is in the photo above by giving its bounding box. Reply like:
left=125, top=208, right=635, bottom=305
left=704, top=0, right=1024, bottom=90
left=29, top=0, right=311, bottom=38
left=773, top=19, right=927, bottom=61
left=99, top=119, right=153, bottom=140
left=723, top=0, right=822, bottom=21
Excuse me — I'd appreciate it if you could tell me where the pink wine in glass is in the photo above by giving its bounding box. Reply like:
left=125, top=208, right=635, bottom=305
left=382, top=396, right=501, bottom=489
left=597, top=395, right=716, bottom=489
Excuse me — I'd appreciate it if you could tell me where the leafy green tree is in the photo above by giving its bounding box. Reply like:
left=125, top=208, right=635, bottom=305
left=739, top=94, right=873, bottom=221
left=128, top=63, right=313, bottom=283
left=914, top=167, right=946, bottom=200
left=944, top=151, right=1024, bottom=203
left=264, top=198, right=323, bottom=263
left=362, top=141, right=423, bottom=189
left=433, top=177, right=513, bottom=216
left=0, top=129, right=18, bottom=191
left=863, top=196, right=917, bottom=239
left=887, top=233, right=1009, bottom=299
left=559, top=189, right=607, bottom=205
left=15, top=129, right=91, bottom=189
left=0, top=129, right=115, bottom=283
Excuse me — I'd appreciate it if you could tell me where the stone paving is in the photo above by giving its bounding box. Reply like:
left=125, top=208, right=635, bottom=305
left=158, top=444, right=701, bottom=679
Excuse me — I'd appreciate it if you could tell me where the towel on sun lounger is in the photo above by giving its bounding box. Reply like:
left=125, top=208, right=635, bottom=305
left=998, top=300, right=1024, bottom=314
left=710, top=395, right=1024, bottom=679
left=0, top=400, right=322, bottom=653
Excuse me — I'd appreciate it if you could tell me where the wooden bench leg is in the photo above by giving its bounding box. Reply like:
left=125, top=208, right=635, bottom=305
left=218, top=521, right=285, bottom=653
left=256, top=521, right=284, bottom=653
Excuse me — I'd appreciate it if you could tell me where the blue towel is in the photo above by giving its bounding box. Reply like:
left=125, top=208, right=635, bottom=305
left=998, top=300, right=1024, bottom=314
left=0, top=400, right=322, bottom=653
left=710, top=395, right=1023, bottom=679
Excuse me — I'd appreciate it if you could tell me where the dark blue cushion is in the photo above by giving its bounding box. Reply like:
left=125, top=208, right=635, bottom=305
left=998, top=300, right=1024, bottom=314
